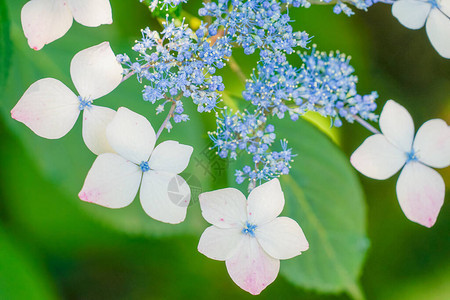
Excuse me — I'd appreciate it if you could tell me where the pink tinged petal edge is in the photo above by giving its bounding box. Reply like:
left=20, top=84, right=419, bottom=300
left=256, top=217, right=309, bottom=260
left=225, top=236, right=280, bottom=295
left=396, top=161, right=445, bottom=228
left=11, top=78, right=79, bottom=139
left=67, top=0, right=113, bottom=27
left=140, top=170, right=190, bottom=224
left=198, top=226, right=243, bottom=261
left=199, top=188, right=247, bottom=228
left=426, top=9, right=450, bottom=59
left=70, top=41, right=123, bottom=101
left=413, top=119, right=450, bottom=168
left=379, top=100, right=415, bottom=153
left=247, top=178, right=285, bottom=225
left=79, top=153, right=141, bottom=208
left=392, top=0, right=432, bottom=30
left=106, top=107, right=156, bottom=164
left=350, top=134, right=407, bottom=180
left=149, top=140, right=193, bottom=174
left=21, top=0, right=73, bottom=50
left=82, top=105, right=116, bottom=155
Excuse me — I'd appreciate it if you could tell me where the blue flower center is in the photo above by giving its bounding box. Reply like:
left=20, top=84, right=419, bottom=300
left=406, top=150, right=418, bottom=163
left=429, top=0, right=439, bottom=8
left=78, top=96, right=92, bottom=111
left=139, top=161, right=150, bottom=172
left=241, top=222, right=257, bottom=237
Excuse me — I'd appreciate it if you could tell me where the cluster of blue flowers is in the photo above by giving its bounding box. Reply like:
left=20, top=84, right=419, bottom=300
left=210, top=110, right=275, bottom=160
left=243, top=46, right=378, bottom=127
left=297, top=47, right=378, bottom=126
left=209, top=109, right=294, bottom=184
left=118, top=18, right=230, bottom=123
left=321, top=0, right=392, bottom=16
left=199, top=0, right=311, bottom=55
left=243, top=51, right=302, bottom=121
left=139, top=0, right=188, bottom=12
left=122, top=0, right=381, bottom=187
left=234, top=141, right=294, bottom=184
left=199, top=0, right=313, bottom=186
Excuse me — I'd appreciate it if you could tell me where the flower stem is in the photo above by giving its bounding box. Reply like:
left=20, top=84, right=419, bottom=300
left=228, top=56, right=247, bottom=86
left=308, top=0, right=339, bottom=4
left=120, top=63, right=153, bottom=83
left=156, top=100, right=177, bottom=140
left=353, top=115, right=380, bottom=135
left=121, top=70, right=136, bottom=83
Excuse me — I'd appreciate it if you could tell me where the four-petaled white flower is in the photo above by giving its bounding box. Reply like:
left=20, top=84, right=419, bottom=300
left=79, top=107, right=194, bottom=224
left=198, top=179, right=309, bottom=295
left=22, top=0, right=113, bottom=50
left=392, top=0, right=450, bottom=58
left=11, top=42, right=123, bottom=155
left=351, top=100, right=450, bottom=227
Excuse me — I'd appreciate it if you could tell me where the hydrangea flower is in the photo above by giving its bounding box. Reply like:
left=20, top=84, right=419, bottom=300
left=120, top=19, right=229, bottom=121
left=351, top=100, right=450, bottom=227
left=209, top=109, right=295, bottom=184
left=11, top=42, right=123, bottom=155
left=243, top=47, right=379, bottom=126
left=198, top=179, right=309, bottom=295
left=296, top=47, right=379, bottom=125
left=199, top=0, right=310, bottom=55
left=21, top=0, right=113, bottom=50
left=392, top=0, right=450, bottom=58
left=79, top=107, right=193, bottom=224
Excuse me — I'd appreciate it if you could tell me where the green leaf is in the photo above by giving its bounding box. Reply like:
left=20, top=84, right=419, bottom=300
left=280, top=119, right=368, bottom=297
left=228, top=118, right=368, bottom=297
left=0, top=227, right=58, bottom=300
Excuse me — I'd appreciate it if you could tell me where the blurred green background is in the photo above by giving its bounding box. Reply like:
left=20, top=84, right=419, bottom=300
left=0, top=0, right=449, bottom=299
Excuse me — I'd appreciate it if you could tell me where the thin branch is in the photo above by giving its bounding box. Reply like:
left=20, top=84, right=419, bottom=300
left=353, top=115, right=380, bottom=135
left=120, top=70, right=137, bottom=83
left=156, top=100, right=177, bottom=140
left=307, top=0, right=338, bottom=5
left=227, top=56, right=247, bottom=86
left=120, top=63, right=153, bottom=83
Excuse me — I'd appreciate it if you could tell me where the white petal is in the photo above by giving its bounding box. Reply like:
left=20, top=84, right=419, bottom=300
left=79, top=153, right=141, bottom=208
left=350, top=134, right=407, bottom=180
left=67, top=0, right=112, bottom=27
left=199, top=188, right=247, bottom=228
left=106, top=107, right=156, bottom=164
left=140, top=171, right=190, bottom=224
left=396, top=161, right=445, bottom=228
left=70, top=42, right=123, bottom=101
left=225, top=236, right=280, bottom=295
left=11, top=78, right=79, bottom=139
left=379, top=100, right=415, bottom=153
left=392, top=0, right=432, bottom=30
left=148, top=141, right=193, bottom=174
left=21, top=0, right=73, bottom=50
left=439, top=0, right=450, bottom=16
left=413, top=119, right=450, bottom=168
left=426, top=8, right=450, bottom=59
left=247, top=179, right=285, bottom=225
left=256, top=217, right=309, bottom=260
left=82, top=105, right=115, bottom=155
left=198, top=226, right=242, bottom=261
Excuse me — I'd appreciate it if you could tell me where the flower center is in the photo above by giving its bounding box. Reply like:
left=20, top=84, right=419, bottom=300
left=139, top=161, right=150, bottom=172
left=406, top=150, right=418, bottom=163
left=241, top=222, right=257, bottom=237
left=78, top=96, right=92, bottom=111
left=428, top=0, right=439, bottom=8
